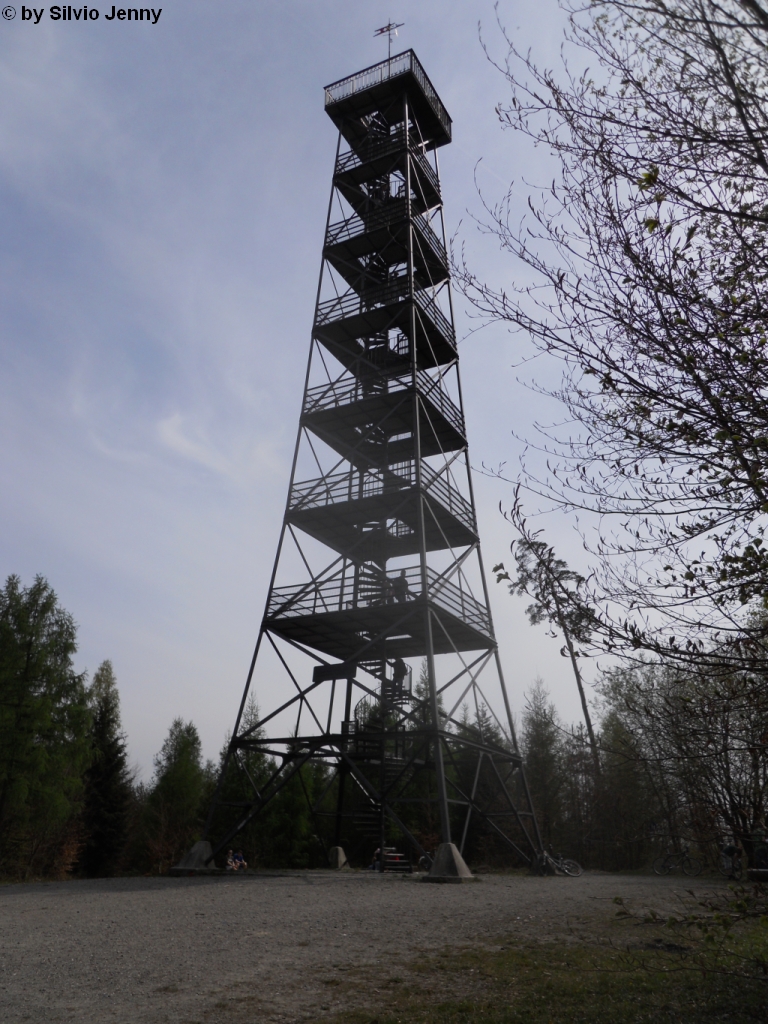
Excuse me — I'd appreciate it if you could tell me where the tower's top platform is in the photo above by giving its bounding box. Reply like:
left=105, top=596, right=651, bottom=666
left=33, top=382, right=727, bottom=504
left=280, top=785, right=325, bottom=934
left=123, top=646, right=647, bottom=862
left=324, top=50, right=452, bottom=149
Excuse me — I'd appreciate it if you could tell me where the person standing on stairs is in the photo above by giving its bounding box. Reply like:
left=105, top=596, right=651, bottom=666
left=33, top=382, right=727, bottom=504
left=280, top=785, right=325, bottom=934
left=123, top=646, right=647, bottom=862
left=392, top=569, right=412, bottom=603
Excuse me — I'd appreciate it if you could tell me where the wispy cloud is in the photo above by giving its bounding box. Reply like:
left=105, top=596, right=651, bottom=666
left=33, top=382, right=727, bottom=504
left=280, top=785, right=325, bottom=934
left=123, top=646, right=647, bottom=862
left=158, top=412, right=284, bottom=483
left=157, top=412, right=236, bottom=479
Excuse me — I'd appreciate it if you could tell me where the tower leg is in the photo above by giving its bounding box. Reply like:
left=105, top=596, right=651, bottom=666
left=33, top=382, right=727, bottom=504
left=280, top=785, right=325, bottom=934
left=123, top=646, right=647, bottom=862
left=425, top=617, right=451, bottom=845
left=334, top=768, right=347, bottom=849
left=379, top=749, right=386, bottom=871
left=334, top=676, right=354, bottom=847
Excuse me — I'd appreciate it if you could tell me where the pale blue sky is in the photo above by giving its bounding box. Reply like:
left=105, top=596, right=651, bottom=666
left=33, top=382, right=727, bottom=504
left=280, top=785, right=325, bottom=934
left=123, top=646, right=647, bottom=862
left=0, top=0, right=595, bottom=776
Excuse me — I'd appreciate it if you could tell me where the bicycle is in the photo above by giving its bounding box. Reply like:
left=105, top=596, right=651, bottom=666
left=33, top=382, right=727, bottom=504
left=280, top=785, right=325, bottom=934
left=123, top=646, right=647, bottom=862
left=718, top=844, right=743, bottom=880
left=535, top=847, right=583, bottom=876
left=653, top=844, right=702, bottom=876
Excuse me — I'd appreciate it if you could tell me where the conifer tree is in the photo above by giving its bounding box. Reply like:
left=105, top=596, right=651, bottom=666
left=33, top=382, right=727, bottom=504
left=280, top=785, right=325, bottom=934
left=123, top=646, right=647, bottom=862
left=79, top=660, right=132, bottom=877
left=207, top=694, right=273, bottom=866
left=145, top=718, right=207, bottom=872
left=521, top=680, right=563, bottom=847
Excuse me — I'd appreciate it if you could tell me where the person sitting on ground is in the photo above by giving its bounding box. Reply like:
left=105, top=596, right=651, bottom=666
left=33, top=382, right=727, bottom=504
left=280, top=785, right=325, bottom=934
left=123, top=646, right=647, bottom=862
left=369, top=847, right=381, bottom=871
left=232, top=850, right=247, bottom=871
left=392, top=569, right=412, bottom=603
left=226, top=849, right=236, bottom=871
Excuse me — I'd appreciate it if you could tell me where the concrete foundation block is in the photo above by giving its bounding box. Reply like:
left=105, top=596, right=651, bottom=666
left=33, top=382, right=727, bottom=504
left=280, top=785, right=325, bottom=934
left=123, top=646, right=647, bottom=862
left=423, top=842, right=474, bottom=882
left=170, top=840, right=216, bottom=874
left=328, top=846, right=350, bottom=869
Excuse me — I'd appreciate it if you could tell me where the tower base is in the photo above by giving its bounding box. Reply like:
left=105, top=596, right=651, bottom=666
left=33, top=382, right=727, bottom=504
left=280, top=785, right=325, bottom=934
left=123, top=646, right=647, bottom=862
left=328, top=845, right=350, bottom=869
left=170, top=840, right=216, bottom=875
left=423, top=842, right=474, bottom=883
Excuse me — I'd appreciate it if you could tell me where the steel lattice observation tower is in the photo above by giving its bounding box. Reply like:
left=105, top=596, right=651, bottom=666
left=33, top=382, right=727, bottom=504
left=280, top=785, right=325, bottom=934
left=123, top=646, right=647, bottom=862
left=193, top=51, right=542, bottom=879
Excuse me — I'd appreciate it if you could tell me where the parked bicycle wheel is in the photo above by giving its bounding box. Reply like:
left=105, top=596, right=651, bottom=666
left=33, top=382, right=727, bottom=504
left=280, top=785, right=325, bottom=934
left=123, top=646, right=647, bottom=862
left=561, top=858, right=582, bottom=877
left=720, top=847, right=741, bottom=880
left=653, top=856, right=670, bottom=875
left=682, top=856, right=702, bottom=876
left=719, top=853, right=743, bottom=880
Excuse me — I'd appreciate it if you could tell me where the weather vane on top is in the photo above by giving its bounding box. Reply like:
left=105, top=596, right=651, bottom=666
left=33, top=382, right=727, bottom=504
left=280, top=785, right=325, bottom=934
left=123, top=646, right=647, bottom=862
left=374, top=21, right=404, bottom=59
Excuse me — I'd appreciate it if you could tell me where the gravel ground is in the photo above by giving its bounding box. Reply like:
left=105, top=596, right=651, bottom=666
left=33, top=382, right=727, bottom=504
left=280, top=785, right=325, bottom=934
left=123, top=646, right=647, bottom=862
left=0, top=870, right=726, bottom=1023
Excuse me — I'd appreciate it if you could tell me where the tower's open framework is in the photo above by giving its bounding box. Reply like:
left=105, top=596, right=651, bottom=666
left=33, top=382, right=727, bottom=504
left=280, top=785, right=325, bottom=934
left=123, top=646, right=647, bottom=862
left=204, top=51, right=542, bottom=873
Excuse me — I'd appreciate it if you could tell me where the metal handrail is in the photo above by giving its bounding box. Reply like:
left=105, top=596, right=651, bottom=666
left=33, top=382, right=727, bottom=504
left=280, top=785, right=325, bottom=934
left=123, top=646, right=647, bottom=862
left=412, top=211, right=447, bottom=266
left=335, top=130, right=441, bottom=201
left=413, top=371, right=464, bottom=435
left=289, top=462, right=476, bottom=533
left=324, top=51, right=451, bottom=141
left=315, top=278, right=456, bottom=350
left=303, top=370, right=464, bottom=437
left=267, top=564, right=490, bottom=637
left=354, top=668, right=413, bottom=727
left=325, top=202, right=448, bottom=271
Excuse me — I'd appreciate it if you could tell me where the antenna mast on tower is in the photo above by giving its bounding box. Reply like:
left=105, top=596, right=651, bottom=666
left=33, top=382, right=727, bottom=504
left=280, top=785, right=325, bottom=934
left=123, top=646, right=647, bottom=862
left=374, top=21, right=404, bottom=59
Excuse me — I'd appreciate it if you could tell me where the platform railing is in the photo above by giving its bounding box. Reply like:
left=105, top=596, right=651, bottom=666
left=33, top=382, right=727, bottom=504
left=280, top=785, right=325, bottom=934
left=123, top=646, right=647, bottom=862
left=288, top=462, right=476, bottom=534
left=324, top=50, right=451, bottom=141
left=325, top=201, right=447, bottom=271
left=315, top=278, right=456, bottom=350
left=303, top=369, right=464, bottom=438
left=267, top=563, right=490, bottom=637
left=335, top=128, right=441, bottom=202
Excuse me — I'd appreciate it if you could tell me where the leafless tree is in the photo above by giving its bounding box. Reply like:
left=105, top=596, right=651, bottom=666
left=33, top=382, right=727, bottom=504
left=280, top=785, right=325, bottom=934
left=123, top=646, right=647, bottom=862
left=600, top=645, right=768, bottom=865
left=458, top=0, right=768, bottom=667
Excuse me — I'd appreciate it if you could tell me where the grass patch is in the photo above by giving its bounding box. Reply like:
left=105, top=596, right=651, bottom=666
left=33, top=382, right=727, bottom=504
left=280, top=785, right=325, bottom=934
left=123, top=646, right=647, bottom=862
left=319, top=933, right=767, bottom=1023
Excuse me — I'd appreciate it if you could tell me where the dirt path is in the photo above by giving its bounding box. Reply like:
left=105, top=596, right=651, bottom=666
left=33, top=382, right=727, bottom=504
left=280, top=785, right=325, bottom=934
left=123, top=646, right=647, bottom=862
left=0, top=870, right=727, bottom=1023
